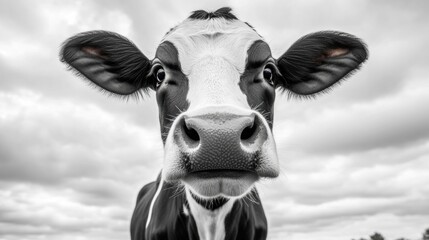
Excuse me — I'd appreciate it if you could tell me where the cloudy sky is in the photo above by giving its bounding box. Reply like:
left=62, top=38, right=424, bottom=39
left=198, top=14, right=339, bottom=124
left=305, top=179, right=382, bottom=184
left=1, top=0, right=429, bottom=240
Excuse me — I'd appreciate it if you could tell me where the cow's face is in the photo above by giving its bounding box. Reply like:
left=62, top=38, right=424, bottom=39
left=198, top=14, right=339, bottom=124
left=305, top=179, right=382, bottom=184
left=155, top=18, right=278, bottom=198
left=60, top=9, right=367, bottom=199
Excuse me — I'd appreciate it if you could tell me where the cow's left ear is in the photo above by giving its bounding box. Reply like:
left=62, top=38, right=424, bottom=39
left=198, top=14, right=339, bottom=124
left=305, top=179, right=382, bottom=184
left=276, top=31, right=368, bottom=95
left=60, top=31, right=152, bottom=95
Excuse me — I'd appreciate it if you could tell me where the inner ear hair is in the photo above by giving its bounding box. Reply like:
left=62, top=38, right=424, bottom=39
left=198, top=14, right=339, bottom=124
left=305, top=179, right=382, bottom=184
left=324, top=48, right=349, bottom=58
left=315, top=47, right=349, bottom=63
left=81, top=46, right=108, bottom=59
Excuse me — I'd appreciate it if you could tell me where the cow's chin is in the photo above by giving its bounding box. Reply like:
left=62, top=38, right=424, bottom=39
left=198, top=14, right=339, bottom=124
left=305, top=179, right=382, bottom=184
left=182, top=171, right=258, bottom=198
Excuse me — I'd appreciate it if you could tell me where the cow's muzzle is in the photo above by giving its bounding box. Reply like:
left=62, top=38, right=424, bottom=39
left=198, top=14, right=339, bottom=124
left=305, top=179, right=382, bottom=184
left=163, top=107, right=279, bottom=197
left=179, top=111, right=265, bottom=171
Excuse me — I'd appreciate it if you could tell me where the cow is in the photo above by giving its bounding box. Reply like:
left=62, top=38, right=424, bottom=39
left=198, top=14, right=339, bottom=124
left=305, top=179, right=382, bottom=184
left=60, top=7, right=368, bottom=240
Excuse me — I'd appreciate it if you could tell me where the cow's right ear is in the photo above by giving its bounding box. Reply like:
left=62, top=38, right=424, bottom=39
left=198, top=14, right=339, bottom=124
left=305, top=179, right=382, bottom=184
left=60, top=31, right=152, bottom=95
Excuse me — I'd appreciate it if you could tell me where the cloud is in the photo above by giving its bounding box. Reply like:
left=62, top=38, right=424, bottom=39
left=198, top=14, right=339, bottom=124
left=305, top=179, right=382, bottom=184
left=0, top=184, right=129, bottom=240
left=275, top=84, right=429, bottom=156
left=0, top=90, right=162, bottom=183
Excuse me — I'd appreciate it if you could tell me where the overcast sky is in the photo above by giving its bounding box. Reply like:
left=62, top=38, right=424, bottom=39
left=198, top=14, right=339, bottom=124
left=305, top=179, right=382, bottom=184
left=1, top=1, right=429, bottom=240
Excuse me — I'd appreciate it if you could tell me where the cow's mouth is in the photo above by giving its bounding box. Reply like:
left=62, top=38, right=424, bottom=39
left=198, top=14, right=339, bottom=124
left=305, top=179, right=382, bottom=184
left=182, top=170, right=259, bottom=197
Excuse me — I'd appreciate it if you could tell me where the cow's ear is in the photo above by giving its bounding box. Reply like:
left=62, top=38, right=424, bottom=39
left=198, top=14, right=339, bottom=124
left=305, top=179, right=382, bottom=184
left=60, top=31, right=152, bottom=95
left=276, top=31, right=368, bottom=96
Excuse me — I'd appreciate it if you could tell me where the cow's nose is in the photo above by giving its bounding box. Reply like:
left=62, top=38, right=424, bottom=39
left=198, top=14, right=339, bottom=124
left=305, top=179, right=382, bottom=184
left=182, top=113, right=258, bottom=147
left=174, top=112, right=268, bottom=172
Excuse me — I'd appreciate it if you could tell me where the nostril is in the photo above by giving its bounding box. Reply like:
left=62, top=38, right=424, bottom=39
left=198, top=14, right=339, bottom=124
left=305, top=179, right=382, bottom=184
left=183, top=122, right=200, bottom=142
left=241, top=122, right=257, bottom=140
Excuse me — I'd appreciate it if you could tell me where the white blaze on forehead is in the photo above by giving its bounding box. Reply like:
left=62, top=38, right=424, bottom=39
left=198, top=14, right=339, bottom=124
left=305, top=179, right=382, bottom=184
left=163, top=18, right=262, bottom=74
left=162, top=18, right=263, bottom=110
left=187, top=56, right=249, bottom=109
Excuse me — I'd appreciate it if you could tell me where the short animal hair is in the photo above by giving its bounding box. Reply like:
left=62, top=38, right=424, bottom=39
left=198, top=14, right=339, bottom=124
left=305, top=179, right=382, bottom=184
left=188, top=7, right=238, bottom=20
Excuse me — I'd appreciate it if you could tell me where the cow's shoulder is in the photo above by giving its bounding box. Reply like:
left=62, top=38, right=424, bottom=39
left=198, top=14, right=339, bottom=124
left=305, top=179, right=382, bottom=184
left=131, top=174, right=198, bottom=240
left=130, top=174, right=162, bottom=240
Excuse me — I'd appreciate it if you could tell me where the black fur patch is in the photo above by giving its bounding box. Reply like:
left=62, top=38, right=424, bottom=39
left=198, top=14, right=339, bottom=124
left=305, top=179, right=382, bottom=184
left=240, top=40, right=275, bottom=128
left=154, top=41, right=190, bottom=143
left=189, top=7, right=238, bottom=21
left=245, top=40, right=271, bottom=69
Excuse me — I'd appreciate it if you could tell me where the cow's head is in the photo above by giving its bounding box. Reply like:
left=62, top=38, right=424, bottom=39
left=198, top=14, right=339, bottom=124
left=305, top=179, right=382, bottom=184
left=60, top=8, right=367, bottom=200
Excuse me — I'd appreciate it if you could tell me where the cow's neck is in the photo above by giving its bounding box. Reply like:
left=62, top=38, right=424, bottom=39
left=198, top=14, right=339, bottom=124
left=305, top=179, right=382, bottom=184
left=136, top=174, right=268, bottom=240
left=186, top=189, right=235, bottom=240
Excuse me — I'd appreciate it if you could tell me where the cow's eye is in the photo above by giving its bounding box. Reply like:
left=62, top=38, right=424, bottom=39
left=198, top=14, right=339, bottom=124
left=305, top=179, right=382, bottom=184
left=263, top=67, right=273, bottom=84
left=156, top=68, right=165, bottom=87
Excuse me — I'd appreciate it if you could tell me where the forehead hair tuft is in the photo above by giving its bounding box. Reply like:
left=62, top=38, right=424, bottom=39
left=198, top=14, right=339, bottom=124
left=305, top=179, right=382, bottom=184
left=189, top=7, right=238, bottom=21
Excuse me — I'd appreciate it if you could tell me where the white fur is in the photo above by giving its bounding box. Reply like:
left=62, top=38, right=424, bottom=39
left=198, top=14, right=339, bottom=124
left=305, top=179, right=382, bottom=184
left=183, top=203, right=190, bottom=216
left=163, top=18, right=262, bottom=75
left=145, top=177, right=164, bottom=229
left=186, top=56, right=248, bottom=110
left=185, top=188, right=235, bottom=240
